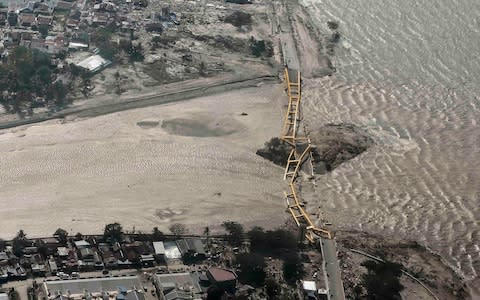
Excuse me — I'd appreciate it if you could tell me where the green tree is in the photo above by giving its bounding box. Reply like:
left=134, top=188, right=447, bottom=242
left=361, top=260, right=404, bottom=300
left=203, top=226, right=210, bottom=249
left=265, top=278, right=281, bottom=299
left=206, top=286, right=224, bottom=300
left=152, top=227, right=165, bottom=240
left=222, top=221, right=244, bottom=247
left=91, top=28, right=117, bottom=61
left=282, top=253, right=304, bottom=285
left=37, top=65, right=52, bottom=85
left=38, top=24, right=49, bottom=38
left=256, top=137, right=290, bottom=166
left=32, top=49, right=50, bottom=68
left=54, top=228, right=69, bottom=244
left=235, top=253, right=266, bottom=287
left=250, top=37, right=265, bottom=57
left=9, top=289, right=20, bottom=300
left=7, top=13, right=17, bottom=26
left=199, top=61, right=207, bottom=76
left=38, top=244, right=49, bottom=259
left=224, top=11, right=252, bottom=28
left=100, top=47, right=116, bottom=61
left=52, top=81, right=68, bottom=106
left=104, top=223, right=124, bottom=243
left=247, top=227, right=298, bottom=256
left=127, top=43, right=144, bottom=62
left=0, top=46, right=63, bottom=114
left=169, top=223, right=187, bottom=237
left=17, top=230, right=26, bottom=239
left=70, top=63, right=85, bottom=77
left=12, top=230, right=27, bottom=257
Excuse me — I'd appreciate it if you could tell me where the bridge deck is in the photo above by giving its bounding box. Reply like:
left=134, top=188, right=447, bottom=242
left=280, top=67, right=332, bottom=240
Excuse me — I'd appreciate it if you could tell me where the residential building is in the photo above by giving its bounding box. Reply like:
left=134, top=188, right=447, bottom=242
left=18, top=13, right=36, bottom=27
left=37, top=15, right=54, bottom=26
left=75, top=54, right=111, bottom=73
left=155, top=273, right=202, bottom=300
left=39, top=237, right=61, bottom=255
left=206, top=268, right=237, bottom=294
left=176, top=238, right=206, bottom=259
left=74, top=240, right=91, bottom=249
left=152, top=241, right=165, bottom=263
left=43, top=276, right=145, bottom=300
left=55, top=1, right=75, bottom=12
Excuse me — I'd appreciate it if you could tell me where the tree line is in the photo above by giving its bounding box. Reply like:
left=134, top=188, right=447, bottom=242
left=0, top=46, right=68, bottom=115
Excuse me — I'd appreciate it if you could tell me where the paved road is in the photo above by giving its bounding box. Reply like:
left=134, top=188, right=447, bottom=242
left=276, top=0, right=300, bottom=70
left=0, top=74, right=276, bottom=130
left=321, top=238, right=346, bottom=300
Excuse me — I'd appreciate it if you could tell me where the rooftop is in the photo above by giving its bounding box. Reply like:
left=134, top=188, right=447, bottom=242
left=302, top=280, right=317, bottom=292
left=57, top=247, right=69, bottom=256
left=44, top=275, right=142, bottom=297
left=207, top=268, right=237, bottom=282
left=75, top=54, right=111, bottom=73
left=176, top=238, right=206, bottom=256
left=74, top=240, right=91, bottom=248
left=163, top=241, right=181, bottom=260
left=55, top=1, right=74, bottom=10
left=153, top=241, right=165, bottom=255
left=156, top=272, right=202, bottom=298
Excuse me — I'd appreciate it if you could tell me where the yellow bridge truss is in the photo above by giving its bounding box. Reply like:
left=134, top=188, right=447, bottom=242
left=280, top=68, right=332, bottom=241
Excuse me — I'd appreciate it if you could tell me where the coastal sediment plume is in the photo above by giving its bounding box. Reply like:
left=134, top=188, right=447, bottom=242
left=303, top=76, right=480, bottom=294
left=300, top=0, right=480, bottom=293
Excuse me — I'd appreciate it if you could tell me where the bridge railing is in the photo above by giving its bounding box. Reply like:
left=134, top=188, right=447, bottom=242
left=280, top=67, right=333, bottom=241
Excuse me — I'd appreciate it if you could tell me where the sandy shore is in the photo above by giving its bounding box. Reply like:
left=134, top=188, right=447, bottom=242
left=0, top=84, right=287, bottom=239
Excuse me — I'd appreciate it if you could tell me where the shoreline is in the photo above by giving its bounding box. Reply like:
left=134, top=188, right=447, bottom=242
left=336, top=229, right=471, bottom=299
left=0, top=72, right=278, bottom=131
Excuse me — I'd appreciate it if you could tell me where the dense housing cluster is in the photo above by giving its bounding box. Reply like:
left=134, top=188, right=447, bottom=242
left=0, top=222, right=332, bottom=300
left=0, top=0, right=274, bottom=117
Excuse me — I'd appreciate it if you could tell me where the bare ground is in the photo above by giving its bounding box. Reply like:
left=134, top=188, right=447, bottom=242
left=0, top=84, right=288, bottom=239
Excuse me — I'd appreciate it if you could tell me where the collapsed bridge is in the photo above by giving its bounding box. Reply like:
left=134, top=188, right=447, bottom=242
left=280, top=67, right=332, bottom=241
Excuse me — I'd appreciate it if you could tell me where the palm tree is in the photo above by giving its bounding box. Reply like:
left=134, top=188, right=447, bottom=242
left=203, top=227, right=210, bottom=249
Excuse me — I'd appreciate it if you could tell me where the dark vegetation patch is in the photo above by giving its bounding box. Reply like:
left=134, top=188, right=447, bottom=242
left=361, top=260, right=404, bottom=299
left=0, top=46, right=69, bottom=115
left=235, top=252, right=267, bottom=287
left=224, top=11, right=252, bottom=28
left=249, top=37, right=273, bottom=57
left=248, top=226, right=298, bottom=255
left=150, top=35, right=178, bottom=49
left=192, top=34, right=273, bottom=57
left=193, top=34, right=248, bottom=52
left=256, top=137, right=290, bottom=166
left=221, top=222, right=305, bottom=288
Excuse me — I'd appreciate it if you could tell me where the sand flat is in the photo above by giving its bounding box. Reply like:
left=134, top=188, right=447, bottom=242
left=0, top=84, right=286, bottom=238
